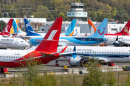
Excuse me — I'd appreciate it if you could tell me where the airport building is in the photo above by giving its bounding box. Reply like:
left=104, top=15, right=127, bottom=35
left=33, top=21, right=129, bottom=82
left=67, top=2, right=87, bottom=21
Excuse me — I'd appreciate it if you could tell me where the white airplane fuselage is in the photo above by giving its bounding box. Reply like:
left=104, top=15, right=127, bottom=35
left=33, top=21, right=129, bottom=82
left=104, top=35, right=130, bottom=45
left=57, top=46, right=130, bottom=63
left=0, top=50, right=32, bottom=67
left=0, top=50, right=30, bottom=62
left=0, top=38, right=29, bottom=49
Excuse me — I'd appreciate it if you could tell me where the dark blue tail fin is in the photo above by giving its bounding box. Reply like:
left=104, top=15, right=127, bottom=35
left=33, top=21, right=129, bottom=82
left=65, top=19, right=76, bottom=36
left=88, top=18, right=108, bottom=38
left=24, top=19, right=41, bottom=36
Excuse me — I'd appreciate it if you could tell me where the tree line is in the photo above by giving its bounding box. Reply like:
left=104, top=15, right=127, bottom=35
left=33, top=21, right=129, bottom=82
left=0, top=0, right=129, bottom=21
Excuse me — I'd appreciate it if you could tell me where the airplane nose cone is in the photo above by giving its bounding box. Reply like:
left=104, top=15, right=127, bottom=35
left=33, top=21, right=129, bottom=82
left=24, top=42, right=30, bottom=47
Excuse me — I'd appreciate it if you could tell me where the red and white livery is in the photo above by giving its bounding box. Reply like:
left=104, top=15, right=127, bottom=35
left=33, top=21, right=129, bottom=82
left=0, top=17, right=67, bottom=73
left=0, top=19, right=13, bottom=36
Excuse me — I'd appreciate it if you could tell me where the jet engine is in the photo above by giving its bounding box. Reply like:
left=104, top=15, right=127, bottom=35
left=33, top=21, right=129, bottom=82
left=69, top=56, right=84, bottom=66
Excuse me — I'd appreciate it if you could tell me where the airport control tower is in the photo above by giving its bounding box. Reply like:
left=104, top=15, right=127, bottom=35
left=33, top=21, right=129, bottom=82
left=67, top=2, right=87, bottom=21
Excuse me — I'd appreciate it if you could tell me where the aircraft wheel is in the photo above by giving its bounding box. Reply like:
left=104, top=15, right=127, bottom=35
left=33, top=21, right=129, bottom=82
left=55, top=64, right=59, bottom=66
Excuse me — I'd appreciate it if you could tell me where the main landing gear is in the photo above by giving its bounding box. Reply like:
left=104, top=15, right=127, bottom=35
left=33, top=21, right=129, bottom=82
left=1, top=68, right=8, bottom=73
left=55, top=61, right=59, bottom=66
left=108, top=63, right=115, bottom=66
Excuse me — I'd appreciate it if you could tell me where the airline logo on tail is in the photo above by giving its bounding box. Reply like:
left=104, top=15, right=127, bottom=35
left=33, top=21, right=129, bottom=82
left=3, top=25, right=10, bottom=33
left=98, top=28, right=105, bottom=35
left=47, top=30, right=58, bottom=40
left=26, top=23, right=35, bottom=33
left=124, top=27, right=129, bottom=34
left=35, top=17, right=63, bottom=52
left=26, top=23, right=30, bottom=28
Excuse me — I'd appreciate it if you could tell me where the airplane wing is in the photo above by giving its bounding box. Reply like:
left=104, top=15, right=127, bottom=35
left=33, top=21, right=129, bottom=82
left=118, top=40, right=130, bottom=46
left=40, top=51, right=74, bottom=57
left=59, top=52, right=74, bottom=56
left=39, top=52, right=55, bottom=57
left=39, top=46, right=73, bottom=57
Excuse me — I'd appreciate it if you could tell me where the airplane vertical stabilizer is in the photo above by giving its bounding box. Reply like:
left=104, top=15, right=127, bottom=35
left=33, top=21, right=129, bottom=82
left=116, top=20, right=130, bottom=35
left=88, top=18, right=108, bottom=38
left=35, top=17, right=63, bottom=53
left=10, top=19, right=19, bottom=34
left=24, top=19, right=41, bottom=36
left=12, top=20, right=19, bottom=34
left=88, top=19, right=97, bottom=33
left=17, top=28, right=22, bottom=33
left=0, top=19, right=13, bottom=36
left=64, top=19, right=76, bottom=36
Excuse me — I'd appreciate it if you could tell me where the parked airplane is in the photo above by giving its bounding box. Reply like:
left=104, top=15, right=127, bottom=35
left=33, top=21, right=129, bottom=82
left=109, top=35, right=130, bottom=47
left=0, top=37, right=29, bottom=49
left=0, top=17, right=68, bottom=73
left=0, top=19, right=13, bottom=36
left=29, top=18, right=108, bottom=46
left=88, top=19, right=130, bottom=46
left=56, top=45, right=130, bottom=66
left=103, top=20, right=130, bottom=46
left=88, top=19, right=130, bottom=36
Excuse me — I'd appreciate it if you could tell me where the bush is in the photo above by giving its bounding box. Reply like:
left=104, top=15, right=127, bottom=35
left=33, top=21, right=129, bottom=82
left=107, top=71, right=116, bottom=86
left=125, top=73, right=130, bottom=86
left=0, top=20, right=6, bottom=32
left=122, top=66, right=128, bottom=71
left=82, top=58, right=106, bottom=86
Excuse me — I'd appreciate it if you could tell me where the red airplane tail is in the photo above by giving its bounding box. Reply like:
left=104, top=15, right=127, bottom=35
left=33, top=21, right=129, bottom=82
left=0, top=19, right=13, bottom=36
left=116, top=20, right=130, bottom=35
left=35, top=17, right=63, bottom=53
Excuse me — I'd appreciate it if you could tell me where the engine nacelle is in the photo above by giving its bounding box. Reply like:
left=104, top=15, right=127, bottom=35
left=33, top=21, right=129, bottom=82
left=69, top=56, right=84, bottom=66
left=113, top=41, right=121, bottom=47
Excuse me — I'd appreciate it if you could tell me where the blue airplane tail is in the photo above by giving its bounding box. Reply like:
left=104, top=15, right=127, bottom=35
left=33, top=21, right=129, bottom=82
left=12, top=20, right=18, bottom=34
left=17, top=28, right=22, bottom=33
left=88, top=18, right=108, bottom=38
left=65, top=19, right=76, bottom=36
left=13, top=20, right=26, bottom=35
left=24, top=19, right=41, bottom=36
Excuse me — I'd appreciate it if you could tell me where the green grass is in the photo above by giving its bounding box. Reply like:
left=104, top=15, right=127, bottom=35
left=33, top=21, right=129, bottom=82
left=0, top=72, right=130, bottom=86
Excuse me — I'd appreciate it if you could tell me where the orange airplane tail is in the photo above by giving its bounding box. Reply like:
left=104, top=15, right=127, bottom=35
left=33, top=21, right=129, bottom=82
left=88, top=19, right=97, bottom=33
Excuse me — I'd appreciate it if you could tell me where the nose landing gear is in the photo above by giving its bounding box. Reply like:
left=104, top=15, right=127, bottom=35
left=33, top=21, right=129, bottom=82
left=55, top=61, right=59, bottom=66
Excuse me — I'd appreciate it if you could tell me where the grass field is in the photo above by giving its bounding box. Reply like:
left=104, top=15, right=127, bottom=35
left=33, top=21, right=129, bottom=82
left=0, top=71, right=130, bottom=86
